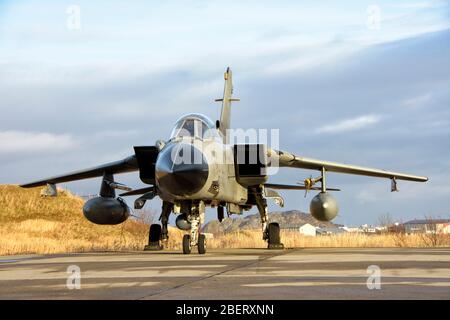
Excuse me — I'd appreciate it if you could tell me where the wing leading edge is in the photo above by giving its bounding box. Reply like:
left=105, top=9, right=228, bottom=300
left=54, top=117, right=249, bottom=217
left=20, top=155, right=138, bottom=188
left=268, top=149, right=428, bottom=182
left=264, top=183, right=340, bottom=191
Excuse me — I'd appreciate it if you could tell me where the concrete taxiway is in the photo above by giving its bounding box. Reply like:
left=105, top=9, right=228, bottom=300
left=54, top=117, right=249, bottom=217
left=0, top=248, right=449, bottom=299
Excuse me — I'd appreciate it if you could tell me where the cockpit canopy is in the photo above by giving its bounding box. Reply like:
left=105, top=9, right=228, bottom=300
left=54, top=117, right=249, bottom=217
left=169, top=113, right=221, bottom=141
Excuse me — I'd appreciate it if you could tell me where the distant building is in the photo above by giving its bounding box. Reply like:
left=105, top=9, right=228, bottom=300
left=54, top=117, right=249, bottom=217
left=316, top=227, right=346, bottom=235
left=442, top=222, right=450, bottom=234
left=281, top=223, right=316, bottom=236
left=341, top=226, right=360, bottom=233
left=359, top=224, right=377, bottom=234
left=299, top=223, right=316, bottom=236
left=375, top=226, right=388, bottom=233
left=403, top=219, right=450, bottom=234
left=387, top=223, right=405, bottom=233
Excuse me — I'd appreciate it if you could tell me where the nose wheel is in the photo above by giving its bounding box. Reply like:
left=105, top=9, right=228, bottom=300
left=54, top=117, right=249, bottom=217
left=182, top=233, right=206, bottom=254
left=182, top=234, right=192, bottom=254
left=182, top=205, right=207, bottom=254
left=197, top=234, right=207, bottom=254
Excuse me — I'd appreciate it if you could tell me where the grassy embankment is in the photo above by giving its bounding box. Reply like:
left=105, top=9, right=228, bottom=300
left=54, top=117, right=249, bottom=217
left=0, top=185, right=183, bottom=255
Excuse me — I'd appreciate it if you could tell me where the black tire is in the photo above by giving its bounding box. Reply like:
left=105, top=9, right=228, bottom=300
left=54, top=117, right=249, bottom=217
left=182, top=234, right=192, bottom=254
left=198, top=234, right=207, bottom=254
left=149, top=224, right=162, bottom=243
left=268, top=222, right=281, bottom=245
left=218, top=206, right=224, bottom=222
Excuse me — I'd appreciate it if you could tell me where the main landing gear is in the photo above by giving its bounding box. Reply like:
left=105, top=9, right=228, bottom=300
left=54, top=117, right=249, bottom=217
left=253, top=186, right=284, bottom=250
left=144, top=201, right=172, bottom=251
left=145, top=224, right=164, bottom=251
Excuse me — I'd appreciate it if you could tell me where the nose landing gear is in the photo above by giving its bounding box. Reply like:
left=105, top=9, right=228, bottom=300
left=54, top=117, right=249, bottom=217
left=183, top=202, right=207, bottom=254
left=182, top=233, right=206, bottom=254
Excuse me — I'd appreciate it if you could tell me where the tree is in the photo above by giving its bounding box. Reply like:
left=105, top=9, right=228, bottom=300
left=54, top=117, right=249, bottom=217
left=419, top=215, right=441, bottom=247
left=377, top=213, right=393, bottom=233
left=133, top=208, right=160, bottom=225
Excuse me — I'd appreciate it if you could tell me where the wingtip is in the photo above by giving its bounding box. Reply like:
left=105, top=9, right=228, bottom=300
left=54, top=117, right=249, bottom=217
left=19, top=182, right=47, bottom=188
left=19, top=184, right=35, bottom=188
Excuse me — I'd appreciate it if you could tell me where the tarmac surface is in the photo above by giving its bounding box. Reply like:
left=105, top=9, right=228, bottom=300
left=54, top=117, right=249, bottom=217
left=0, top=248, right=449, bottom=299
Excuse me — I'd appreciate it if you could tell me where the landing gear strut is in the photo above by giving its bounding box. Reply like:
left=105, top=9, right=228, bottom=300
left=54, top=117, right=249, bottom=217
left=183, top=201, right=207, bottom=254
left=254, top=186, right=284, bottom=249
left=160, top=201, right=173, bottom=243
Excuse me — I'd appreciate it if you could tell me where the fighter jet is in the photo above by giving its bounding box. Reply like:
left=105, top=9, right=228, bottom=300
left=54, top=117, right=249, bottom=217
left=21, top=68, right=428, bottom=254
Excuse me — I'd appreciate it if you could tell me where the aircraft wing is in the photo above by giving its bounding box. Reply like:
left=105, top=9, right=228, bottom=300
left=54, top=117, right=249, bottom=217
left=20, top=155, right=138, bottom=188
left=264, top=183, right=340, bottom=191
left=268, top=149, right=428, bottom=182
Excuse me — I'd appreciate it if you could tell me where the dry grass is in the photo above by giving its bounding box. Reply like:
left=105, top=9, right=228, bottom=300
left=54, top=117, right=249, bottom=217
left=1, top=185, right=449, bottom=255
left=207, top=230, right=450, bottom=249
left=0, top=185, right=150, bottom=255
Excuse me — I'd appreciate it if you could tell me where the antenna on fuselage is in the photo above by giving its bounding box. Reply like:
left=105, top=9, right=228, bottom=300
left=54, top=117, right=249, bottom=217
left=215, top=67, right=240, bottom=144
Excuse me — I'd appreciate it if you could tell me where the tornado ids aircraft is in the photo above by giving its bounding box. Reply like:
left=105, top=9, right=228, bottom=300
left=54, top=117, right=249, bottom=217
left=21, top=68, right=428, bottom=254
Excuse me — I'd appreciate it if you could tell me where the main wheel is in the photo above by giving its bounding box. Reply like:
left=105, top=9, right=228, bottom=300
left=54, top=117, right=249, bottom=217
left=268, top=222, right=281, bottom=245
left=144, top=224, right=164, bottom=251
left=182, top=234, right=192, bottom=254
left=198, top=234, right=207, bottom=254
left=149, top=224, right=162, bottom=242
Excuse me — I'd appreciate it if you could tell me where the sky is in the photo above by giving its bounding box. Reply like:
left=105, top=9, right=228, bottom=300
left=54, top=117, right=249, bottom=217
left=0, top=0, right=449, bottom=226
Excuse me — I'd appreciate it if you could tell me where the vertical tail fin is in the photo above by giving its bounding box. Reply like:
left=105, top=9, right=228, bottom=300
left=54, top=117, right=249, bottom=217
left=215, top=67, right=239, bottom=144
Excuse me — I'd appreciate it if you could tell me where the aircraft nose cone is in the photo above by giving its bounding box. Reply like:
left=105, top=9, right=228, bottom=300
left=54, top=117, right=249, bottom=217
left=155, top=143, right=209, bottom=196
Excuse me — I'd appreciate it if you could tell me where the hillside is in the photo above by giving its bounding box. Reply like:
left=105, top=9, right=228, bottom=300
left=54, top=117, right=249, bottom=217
left=203, top=210, right=337, bottom=234
left=0, top=185, right=182, bottom=255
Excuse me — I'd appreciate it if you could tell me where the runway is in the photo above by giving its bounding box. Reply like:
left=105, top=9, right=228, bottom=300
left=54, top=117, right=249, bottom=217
left=0, top=248, right=449, bottom=299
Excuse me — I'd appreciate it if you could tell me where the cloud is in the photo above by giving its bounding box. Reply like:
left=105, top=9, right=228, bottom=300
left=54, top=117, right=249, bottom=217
left=315, top=115, right=381, bottom=134
left=0, top=131, right=77, bottom=154
left=387, top=2, right=444, bottom=9
left=1, top=1, right=449, bottom=81
left=0, top=2, right=448, bottom=225
left=402, top=92, right=432, bottom=108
